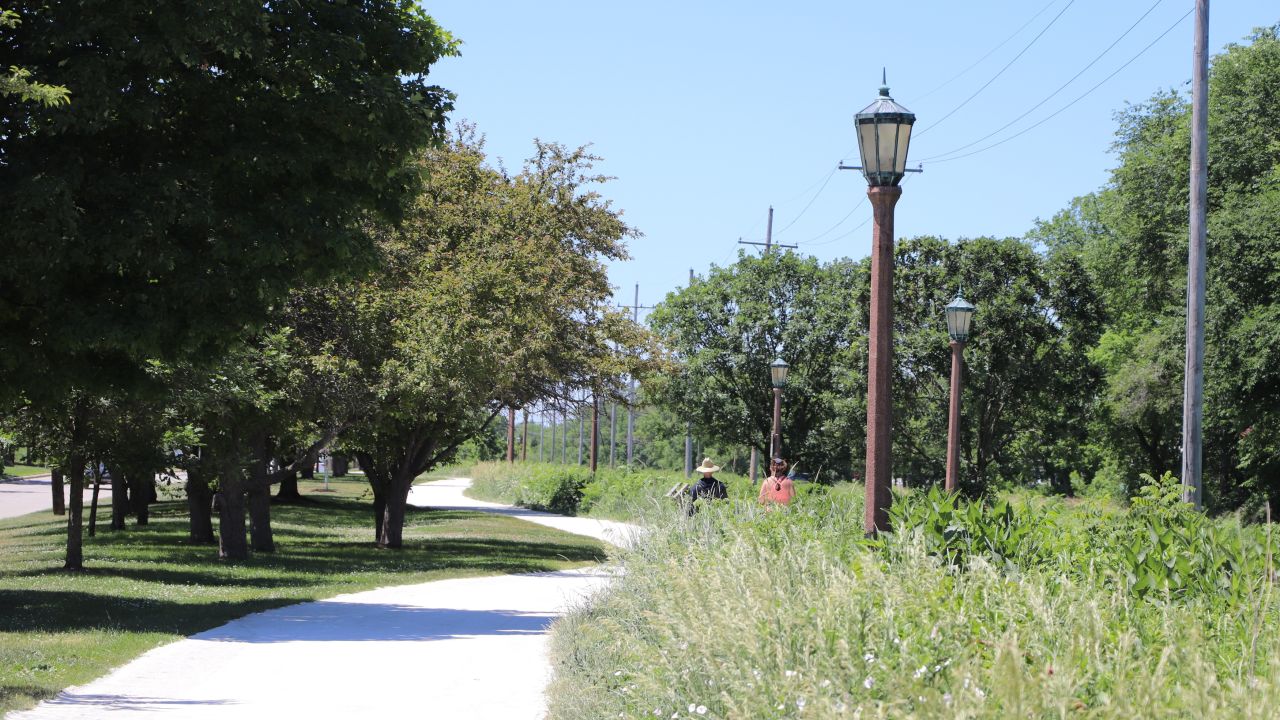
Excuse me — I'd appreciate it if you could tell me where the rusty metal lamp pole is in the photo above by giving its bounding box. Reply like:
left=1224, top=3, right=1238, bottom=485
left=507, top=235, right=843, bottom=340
left=944, top=295, right=975, bottom=494
left=769, top=358, right=789, bottom=460
left=848, top=72, right=917, bottom=535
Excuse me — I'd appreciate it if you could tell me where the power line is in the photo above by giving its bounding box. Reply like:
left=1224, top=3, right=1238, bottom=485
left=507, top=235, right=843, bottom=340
left=773, top=166, right=838, bottom=236
left=923, top=7, right=1193, bottom=166
left=797, top=197, right=866, bottom=246
left=914, top=0, right=1077, bottom=139
left=908, top=0, right=1061, bottom=105
left=918, top=0, right=1166, bottom=163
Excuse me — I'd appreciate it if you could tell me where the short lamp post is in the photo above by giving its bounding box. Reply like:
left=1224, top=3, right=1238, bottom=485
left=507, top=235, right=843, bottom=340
left=853, top=73, right=916, bottom=534
left=770, top=358, right=789, bottom=460
left=944, top=295, right=976, bottom=494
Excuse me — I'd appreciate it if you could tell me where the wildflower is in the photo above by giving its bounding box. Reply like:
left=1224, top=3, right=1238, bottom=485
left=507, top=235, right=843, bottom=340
left=913, top=665, right=927, bottom=679
left=835, top=700, right=847, bottom=712
left=615, top=670, right=624, bottom=676
left=688, top=703, right=697, bottom=712
left=975, top=687, right=987, bottom=700
left=653, top=710, right=662, bottom=717
left=696, top=706, right=707, bottom=715
left=820, top=679, right=832, bottom=688
left=863, top=652, right=875, bottom=663
left=933, top=665, right=941, bottom=673
left=943, top=693, right=953, bottom=705
left=785, top=670, right=798, bottom=678
left=863, top=676, right=874, bottom=689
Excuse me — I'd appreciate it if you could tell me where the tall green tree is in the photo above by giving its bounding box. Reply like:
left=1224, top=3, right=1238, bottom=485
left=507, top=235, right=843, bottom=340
left=1035, top=24, right=1280, bottom=512
left=0, top=0, right=455, bottom=568
left=647, top=251, right=867, bottom=481
left=341, top=130, right=647, bottom=547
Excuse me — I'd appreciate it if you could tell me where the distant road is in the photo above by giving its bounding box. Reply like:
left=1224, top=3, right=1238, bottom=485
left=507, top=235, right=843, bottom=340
left=0, top=475, right=111, bottom=520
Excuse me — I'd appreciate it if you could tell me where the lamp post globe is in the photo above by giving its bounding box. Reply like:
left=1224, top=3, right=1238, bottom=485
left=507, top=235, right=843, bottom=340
left=855, top=72, right=916, bottom=188
left=856, top=73, right=916, bottom=535
left=945, top=295, right=976, bottom=343
left=770, top=358, right=789, bottom=389
left=944, top=295, right=975, bottom=494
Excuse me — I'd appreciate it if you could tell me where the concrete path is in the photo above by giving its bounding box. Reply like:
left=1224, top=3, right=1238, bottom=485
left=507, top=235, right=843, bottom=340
left=10, top=478, right=640, bottom=720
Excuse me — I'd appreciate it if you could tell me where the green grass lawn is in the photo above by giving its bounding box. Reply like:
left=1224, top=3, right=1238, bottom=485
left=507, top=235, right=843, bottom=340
left=1, top=464, right=52, bottom=479
left=0, top=476, right=607, bottom=715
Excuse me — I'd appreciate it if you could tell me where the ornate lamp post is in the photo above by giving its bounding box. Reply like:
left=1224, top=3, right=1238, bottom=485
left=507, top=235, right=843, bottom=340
left=770, top=358, right=789, bottom=460
left=853, top=73, right=916, bottom=534
left=944, top=295, right=975, bottom=494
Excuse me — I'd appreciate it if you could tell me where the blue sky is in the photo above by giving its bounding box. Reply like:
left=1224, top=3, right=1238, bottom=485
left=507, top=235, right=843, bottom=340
left=423, top=1, right=1274, bottom=310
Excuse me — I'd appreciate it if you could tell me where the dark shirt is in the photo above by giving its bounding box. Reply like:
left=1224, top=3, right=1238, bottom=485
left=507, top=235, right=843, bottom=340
left=686, top=475, right=728, bottom=515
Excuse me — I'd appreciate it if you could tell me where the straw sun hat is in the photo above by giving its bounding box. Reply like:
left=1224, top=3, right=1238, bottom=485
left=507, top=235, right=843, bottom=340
left=695, top=457, right=721, bottom=473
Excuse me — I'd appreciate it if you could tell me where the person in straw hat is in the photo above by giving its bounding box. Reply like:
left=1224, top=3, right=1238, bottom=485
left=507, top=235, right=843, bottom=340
left=686, top=457, right=728, bottom=515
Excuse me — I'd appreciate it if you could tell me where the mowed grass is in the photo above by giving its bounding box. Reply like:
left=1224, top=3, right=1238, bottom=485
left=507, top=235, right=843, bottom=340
left=0, top=476, right=607, bottom=715
left=1, top=464, right=51, bottom=479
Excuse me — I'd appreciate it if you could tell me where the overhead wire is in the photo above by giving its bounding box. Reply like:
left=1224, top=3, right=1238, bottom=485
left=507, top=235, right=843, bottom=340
left=918, top=0, right=1166, bottom=163
left=923, top=6, right=1193, bottom=165
left=773, top=166, right=838, bottom=236
left=913, top=0, right=1076, bottom=139
left=909, top=0, right=1061, bottom=105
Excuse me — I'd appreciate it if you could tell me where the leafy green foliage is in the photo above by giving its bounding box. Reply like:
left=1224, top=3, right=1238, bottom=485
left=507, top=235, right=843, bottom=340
left=0, top=8, right=69, bottom=106
left=882, top=487, right=1034, bottom=568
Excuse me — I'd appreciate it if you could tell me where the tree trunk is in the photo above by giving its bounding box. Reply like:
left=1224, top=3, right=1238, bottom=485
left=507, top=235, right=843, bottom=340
left=51, top=468, right=65, bottom=516
left=247, top=446, right=274, bottom=552
left=274, top=468, right=302, bottom=502
left=88, top=463, right=101, bottom=537
left=331, top=455, right=348, bottom=477
left=130, top=472, right=154, bottom=526
left=301, top=464, right=314, bottom=480
left=109, top=465, right=129, bottom=531
left=216, top=457, right=248, bottom=560
left=186, top=467, right=215, bottom=544
left=65, top=455, right=84, bottom=570
left=248, top=482, right=274, bottom=552
left=379, top=475, right=411, bottom=549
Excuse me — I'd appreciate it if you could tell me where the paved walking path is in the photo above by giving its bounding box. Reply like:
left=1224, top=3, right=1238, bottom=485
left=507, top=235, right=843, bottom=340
left=10, top=478, right=639, bottom=720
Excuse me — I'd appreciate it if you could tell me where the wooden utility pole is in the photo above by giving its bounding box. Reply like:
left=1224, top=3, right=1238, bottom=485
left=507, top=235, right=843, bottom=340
left=609, top=402, right=617, bottom=467
left=1182, top=0, right=1209, bottom=509
left=539, top=409, right=545, bottom=462
left=521, top=410, right=529, bottom=462
left=577, top=400, right=584, bottom=466
left=590, top=393, right=599, bottom=473
left=738, top=207, right=797, bottom=254
left=627, top=284, right=638, bottom=466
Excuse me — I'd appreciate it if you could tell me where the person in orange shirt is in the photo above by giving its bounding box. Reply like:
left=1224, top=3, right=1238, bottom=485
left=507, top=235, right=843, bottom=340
left=758, top=457, right=796, bottom=506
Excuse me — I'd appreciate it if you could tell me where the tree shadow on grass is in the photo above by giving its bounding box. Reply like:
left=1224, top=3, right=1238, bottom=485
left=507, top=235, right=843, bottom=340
left=0, top=536, right=607, bottom=636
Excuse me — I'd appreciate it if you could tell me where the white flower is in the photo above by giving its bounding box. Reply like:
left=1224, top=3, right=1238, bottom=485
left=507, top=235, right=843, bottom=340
left=863, top=652, right=875, bottom=662
left=943, top=693, right=953, bottom=705
left=913, top=665, right=927, bottom=679
left=688, top=703, right=697, bottom=712
left=863, top=676, right=874, bottom=689
left=820, top=679, right=832, bottom=688
left=696, top=706, right=707, bottom=715
left=753, top=669, right=763, bottom=679
left=785, top=670, right=798, bottom=678
left=835, top=700, right=847, bottom=712
left=615, top=670, right=623, bottom=676
left=933, top=665, right=942, bottom=673
left=653, top=710, right=662, bottom=717
left=796, top=697, right=807, bottom=710
left=962, top=677, right=971, bottom=689
left=975, top=687, right=987, bottom=700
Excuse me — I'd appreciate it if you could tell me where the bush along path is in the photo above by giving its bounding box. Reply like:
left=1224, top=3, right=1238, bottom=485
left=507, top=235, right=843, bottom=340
left=9, top=478, right=641, bottom=720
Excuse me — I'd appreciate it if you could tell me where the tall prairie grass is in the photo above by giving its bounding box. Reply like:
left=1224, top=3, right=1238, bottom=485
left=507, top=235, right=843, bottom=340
left=546, top=487, right=1280, bottom=719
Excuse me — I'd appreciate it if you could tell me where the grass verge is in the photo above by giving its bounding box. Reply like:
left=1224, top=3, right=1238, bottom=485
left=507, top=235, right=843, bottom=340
left=0, top=476, right=606, bottom=715
left=1, top=464, right=51, bottom=480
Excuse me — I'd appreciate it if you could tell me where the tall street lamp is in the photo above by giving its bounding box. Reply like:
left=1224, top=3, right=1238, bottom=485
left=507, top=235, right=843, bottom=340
left=944, top=295, right=976, bottom=494
left=770, top=358, right=789, bottom=460
left=852, top=73, right=916, bottom=534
